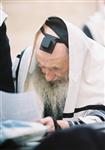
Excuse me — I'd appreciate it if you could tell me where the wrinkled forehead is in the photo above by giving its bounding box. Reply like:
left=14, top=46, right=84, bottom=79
left=36, top=41, right=68, bottom=61
left=36, top=49, right=69, bottom=69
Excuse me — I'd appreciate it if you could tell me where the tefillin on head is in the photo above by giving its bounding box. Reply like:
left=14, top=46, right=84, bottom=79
left=40, top=17, right=68, bottom=54
left=40, top=26, right=64, bottom=53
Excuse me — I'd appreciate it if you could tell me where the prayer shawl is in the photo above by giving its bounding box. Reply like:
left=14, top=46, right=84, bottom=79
left=83, top=7, right=105, bottom=46
left=13, top=16, right=105, bottom=125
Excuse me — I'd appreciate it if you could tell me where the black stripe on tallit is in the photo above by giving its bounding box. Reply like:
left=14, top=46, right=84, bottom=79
left=63, top=105, right=105, bottom=118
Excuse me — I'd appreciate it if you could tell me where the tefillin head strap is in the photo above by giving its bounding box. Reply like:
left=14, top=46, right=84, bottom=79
left=40, top=26, right=65, bottom=54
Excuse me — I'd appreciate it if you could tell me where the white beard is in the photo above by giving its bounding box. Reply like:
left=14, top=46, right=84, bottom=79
left=32, top=64, right=69, bottom=119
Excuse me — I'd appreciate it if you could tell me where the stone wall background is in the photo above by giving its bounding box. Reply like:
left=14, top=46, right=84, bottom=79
left=2, top=0, right=98, bottom=60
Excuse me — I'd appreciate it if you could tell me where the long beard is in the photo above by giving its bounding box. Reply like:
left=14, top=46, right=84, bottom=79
left=33, top=65, right=69, bottom=120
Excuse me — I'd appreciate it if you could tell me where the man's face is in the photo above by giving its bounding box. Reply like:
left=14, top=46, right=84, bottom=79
left=35, top=27, right=69, bottom=82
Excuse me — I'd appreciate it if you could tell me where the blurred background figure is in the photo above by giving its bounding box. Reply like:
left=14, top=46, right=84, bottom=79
left=82, top=0, right=105, bottom=46
left=0, top=6, right=14, bottom=92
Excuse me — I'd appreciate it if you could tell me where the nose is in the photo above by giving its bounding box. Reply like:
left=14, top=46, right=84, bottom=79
left=44, top=69, right=55, bottom=81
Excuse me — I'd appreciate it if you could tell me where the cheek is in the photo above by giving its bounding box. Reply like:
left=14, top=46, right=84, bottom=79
left=58, top=64, right=69, bottom=77
left=63, top=62, right=69, bottom=75
left=55, top=70, right=67, bottom=77
left=40, top=67, right=46, bottom=74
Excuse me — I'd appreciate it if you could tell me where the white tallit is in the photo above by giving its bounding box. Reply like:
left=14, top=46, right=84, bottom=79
left=13, top=16, right=105, bottom=123
left=84, top=6, right=105, bottom=46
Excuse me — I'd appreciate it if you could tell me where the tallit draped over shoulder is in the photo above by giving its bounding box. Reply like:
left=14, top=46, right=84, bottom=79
left=62, top=18, right=105, bottom=124
left=83, top=7, right=105, bottom=46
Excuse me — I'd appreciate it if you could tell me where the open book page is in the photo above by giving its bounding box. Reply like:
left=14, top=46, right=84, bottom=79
left=0, top=91, right=43, bottom=122
left=0, top=91, right=47, bottom=144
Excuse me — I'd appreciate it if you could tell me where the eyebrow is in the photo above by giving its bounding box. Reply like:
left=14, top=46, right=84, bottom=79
left=37, top=61, right=61, bottom=71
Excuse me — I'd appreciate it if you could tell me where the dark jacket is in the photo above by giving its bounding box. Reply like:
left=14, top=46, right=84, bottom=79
left=0, top=22, right=14, bottom=92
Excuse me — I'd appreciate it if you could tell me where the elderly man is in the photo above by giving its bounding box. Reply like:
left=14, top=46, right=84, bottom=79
left=13, top=16, right=105, bottom=132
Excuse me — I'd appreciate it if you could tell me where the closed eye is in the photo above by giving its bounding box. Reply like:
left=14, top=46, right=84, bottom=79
left=52, top=67, right=61, bottom=71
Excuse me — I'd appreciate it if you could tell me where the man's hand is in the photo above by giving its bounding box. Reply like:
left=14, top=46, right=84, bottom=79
left=40, top=116, right=69, bottom=132
left=40, top=117, right=55, bottom=132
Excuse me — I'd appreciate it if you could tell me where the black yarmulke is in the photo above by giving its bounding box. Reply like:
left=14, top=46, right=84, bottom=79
left=45, top=16, right=68, bottom=48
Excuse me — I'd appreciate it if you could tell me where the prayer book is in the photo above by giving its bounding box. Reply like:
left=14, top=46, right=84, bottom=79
left=0, top=91, right=47, bottom=145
